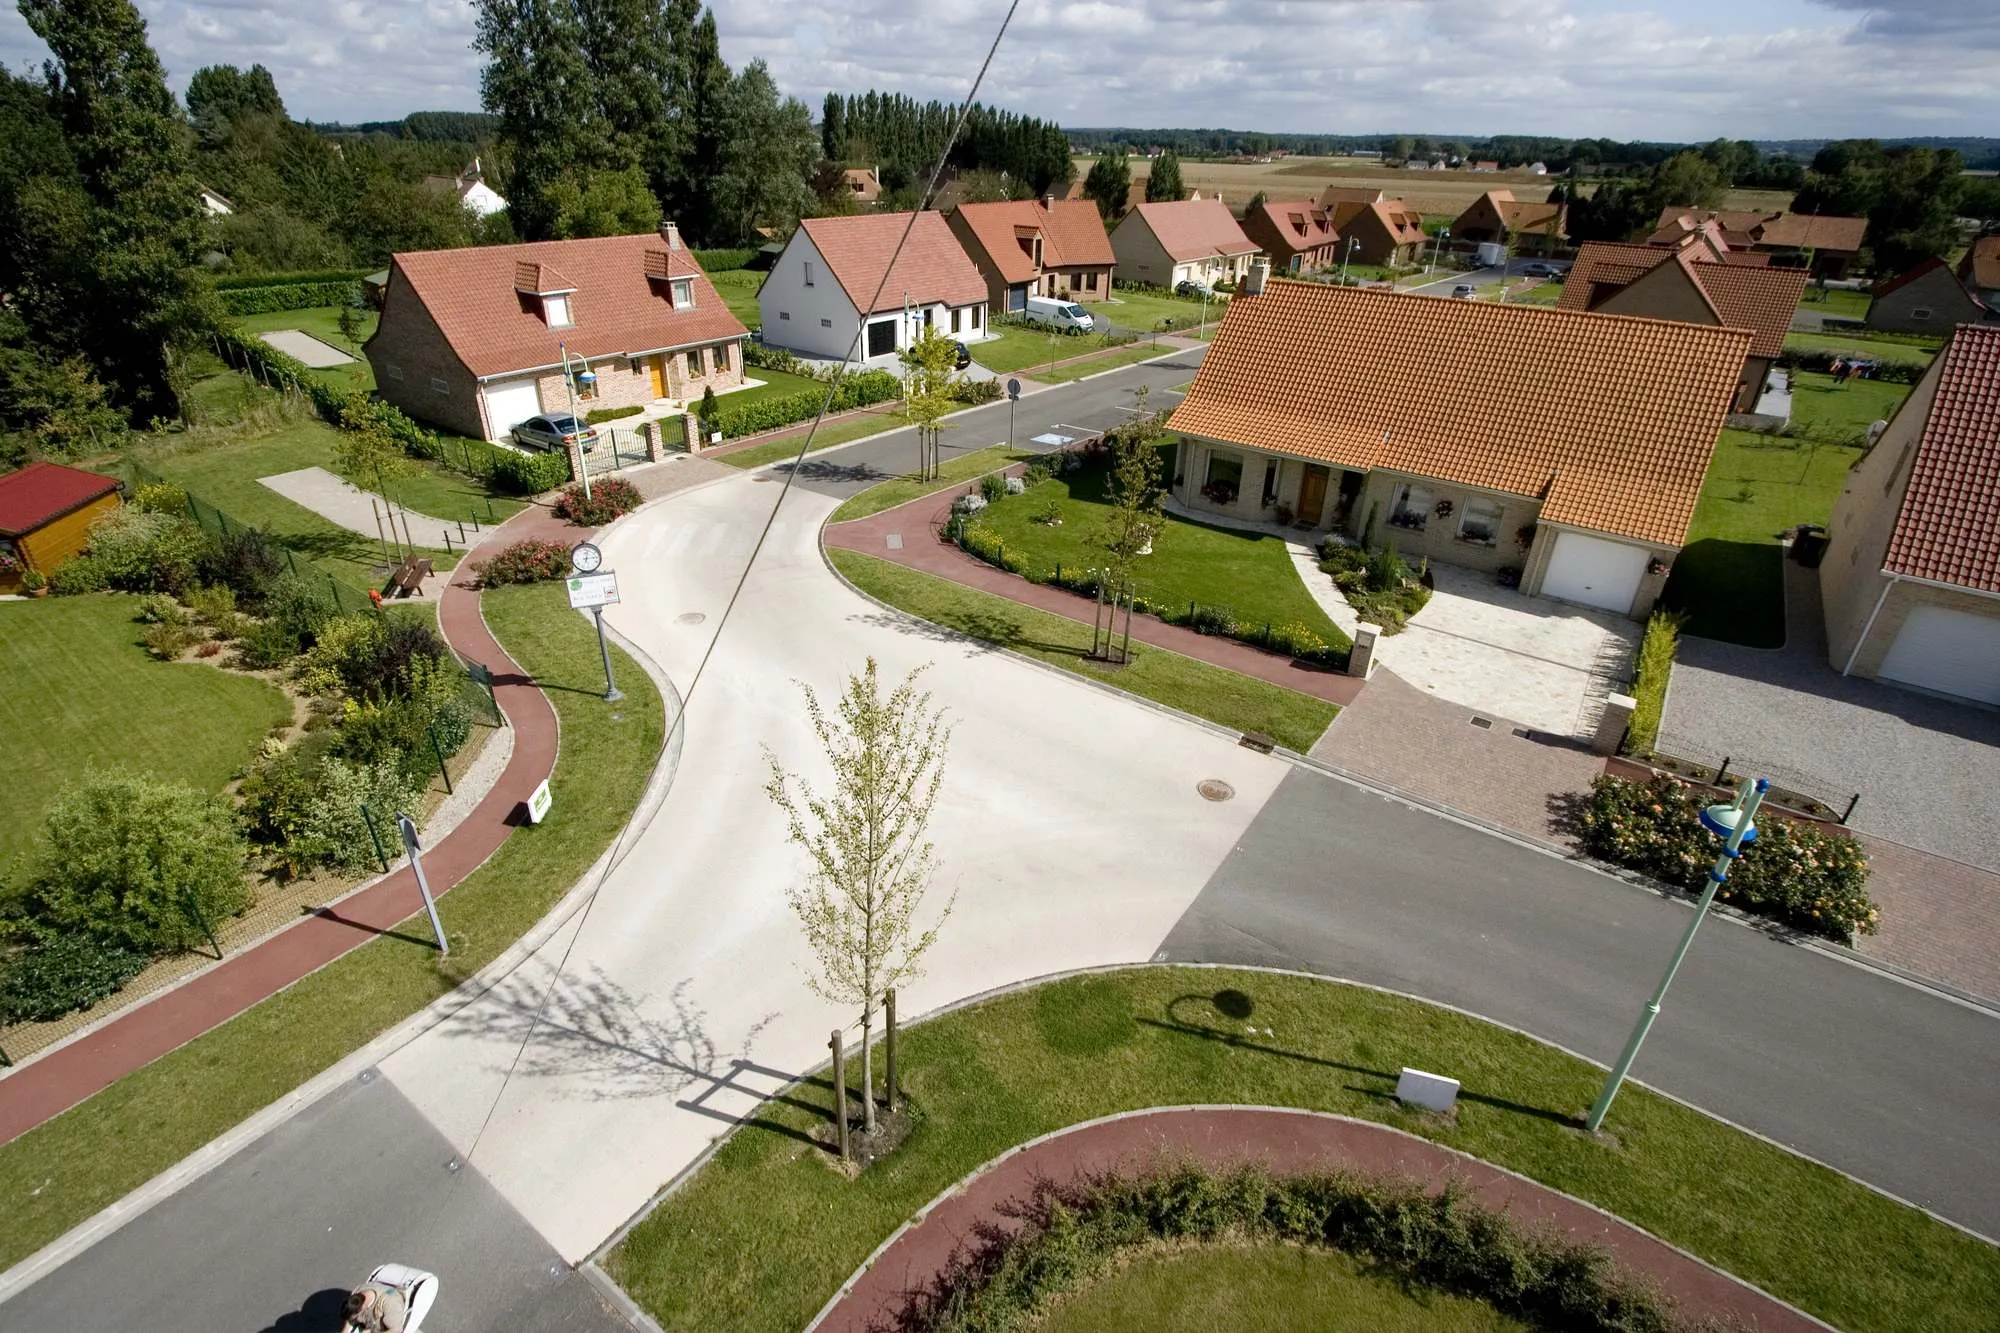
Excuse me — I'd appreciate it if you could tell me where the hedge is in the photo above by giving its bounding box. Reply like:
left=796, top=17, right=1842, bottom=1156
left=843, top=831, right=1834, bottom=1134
left=217, top=282, right=366, bottom=316
left=1623, top=611, right=1681, bottom=756
left=693, top=247, right=756, bottom=272
left=1774, top=346, right=1927, bottom=384
left=585, top=404, right=644, bottom=424
left=706, top=368, right=900, bottom=439
left=212, top=269, right=371, bottom=291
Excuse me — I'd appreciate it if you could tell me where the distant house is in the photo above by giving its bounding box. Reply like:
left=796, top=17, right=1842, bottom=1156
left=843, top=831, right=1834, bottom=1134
left=1238, top=199, right=1340, bottom=274
left=0, top=462, right=122, bottom=591
left=947, top=196, right=1115, bottom=313
left=1319, top=186, right=1389, bottom=209
left=1559, top=237, right=1807, bottom=412
left=759, top=211, right=989, bottom=365
left=1649, top=208, right=1867, bottom=278
left=1324, top=197, right=1427, bottom=267
left=1820, top=324, right=2000, bottom=704
left=841, top=167, right=882, bottom=205
left=1867, top=258, right=1995, bottom=334
left=1167, top=280, right=1749, bottom=618
left=1449, top=190, right=1566, bottom=256
left=1109, top=199, right=1259, bottom=289
left=1957, top=236, right=2000, bottom=305
left=365, top=223, right=747, bottom=442
left=198, top=186, right=233, bottom=217
left=1527, top=162, right=1549, bottom=176
left=1470, top=160, right=1500, bottom=173
left=422, top=159, right=507, bottom=220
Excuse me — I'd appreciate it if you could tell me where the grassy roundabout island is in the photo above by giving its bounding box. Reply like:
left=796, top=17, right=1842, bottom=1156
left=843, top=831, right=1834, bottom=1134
left=604, top=967, right=1999, bottom=1332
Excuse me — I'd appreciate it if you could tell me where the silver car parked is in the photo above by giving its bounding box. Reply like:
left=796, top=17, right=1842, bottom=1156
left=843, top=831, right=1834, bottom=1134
left=510, top=413, right=600, bottom=453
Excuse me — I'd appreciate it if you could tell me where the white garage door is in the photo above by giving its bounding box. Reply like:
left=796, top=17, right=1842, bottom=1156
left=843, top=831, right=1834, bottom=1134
left=482, top=381, right=543, bottom=440
left=1878, top=605, right=2000, bottom=705
left=1540, top=530, right=1650, bottom=614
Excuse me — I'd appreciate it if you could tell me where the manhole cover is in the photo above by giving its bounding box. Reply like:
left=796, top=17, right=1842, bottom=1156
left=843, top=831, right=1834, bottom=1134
left=677, top=612, right=706, bottom=625
left=1197, top=779, right=1235, bottom=802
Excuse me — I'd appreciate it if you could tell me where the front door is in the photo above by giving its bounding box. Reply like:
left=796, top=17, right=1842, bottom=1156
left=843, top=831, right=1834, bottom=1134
left=647, top=356, right=666, bottom=398
left=1296, top=465, right=1329, bottom=526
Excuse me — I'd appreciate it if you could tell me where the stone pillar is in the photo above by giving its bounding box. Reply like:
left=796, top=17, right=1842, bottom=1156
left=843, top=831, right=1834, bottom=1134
left=642, top=419, right=663, bottom=462
left=1347, top=624, right=1378, bottom=678
left=681, top=412, right=701, bottom=454
left=562, top=439, right=584, bottom=485
left=1594, top=692, right=1637, bottom=756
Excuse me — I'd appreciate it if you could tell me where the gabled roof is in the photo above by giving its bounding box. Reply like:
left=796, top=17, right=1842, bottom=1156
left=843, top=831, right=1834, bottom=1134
left=1651, top=207, right=1867, bottom=254
left=1883, top=325, right=2000, bottom=591
left=1166, top=281, right=1749, bottom=547
left=953, top=199, right=1113, bottom=283
left=1871, top=257, right=1977, bottom=303
left=1320, top=186, right=1389, bottom=207
left=1244, top=199, right=1338, bottom=257
left=1559, top=240, right=1806, bottom=357
left=381, top=231, right=744, bottom=379
left=1956, top=236, right=2000, bottom=291
left=1124, top=199, right=1258, bottom=262
left=0, top=461, right=120, bottom=537
left=1331, top=198, right=1426, bottom=245
left=798, top=211, right=987, bottom=315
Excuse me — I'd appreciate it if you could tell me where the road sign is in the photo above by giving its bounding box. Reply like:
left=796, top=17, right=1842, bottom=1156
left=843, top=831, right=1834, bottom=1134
left=566, top=570, right=620, bottom=609
left=1006, top=377, right=1021, bottom=401
left=526, top=779, right=552, bottom=824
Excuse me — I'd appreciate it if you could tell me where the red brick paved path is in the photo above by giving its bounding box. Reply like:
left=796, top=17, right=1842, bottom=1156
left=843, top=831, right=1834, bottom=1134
left=0, top=505, right=578, bottom=1148
left=816, top=1108, right=1823, bottom=1333
left=824, top=482, right=1364, bottom=711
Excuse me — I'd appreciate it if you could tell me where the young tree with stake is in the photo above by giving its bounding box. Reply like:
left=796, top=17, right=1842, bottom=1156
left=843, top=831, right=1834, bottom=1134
left=899, top=324, right=960, bottom=481
left=1092, top=388, right=1167, bottom=661
left=766, top=658, right=954, bottom=1137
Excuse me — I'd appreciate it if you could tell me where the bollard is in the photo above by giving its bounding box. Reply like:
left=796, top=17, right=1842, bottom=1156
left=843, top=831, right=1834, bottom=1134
left=830, top=1029, right=849, bottom=1161
left=885, top=989, right=899, bottom=1113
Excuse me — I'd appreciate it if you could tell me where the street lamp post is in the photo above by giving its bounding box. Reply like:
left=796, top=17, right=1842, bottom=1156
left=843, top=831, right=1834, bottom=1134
left=1339, top=236, right=1358, bottom=285
left=1430, top=227, right=1450, bottom=275
left=560, top=341, right=595, bottom=501
left=1584, top=777, right=1770, bottom=1132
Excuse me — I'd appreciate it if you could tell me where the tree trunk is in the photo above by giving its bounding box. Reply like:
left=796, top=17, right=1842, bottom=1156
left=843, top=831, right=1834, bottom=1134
left=860, top=1007, right=877, bottom=1133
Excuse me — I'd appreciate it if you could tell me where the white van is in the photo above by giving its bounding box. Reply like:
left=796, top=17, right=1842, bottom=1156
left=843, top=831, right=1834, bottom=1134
left=1022, top=296, right=1096, bottom=334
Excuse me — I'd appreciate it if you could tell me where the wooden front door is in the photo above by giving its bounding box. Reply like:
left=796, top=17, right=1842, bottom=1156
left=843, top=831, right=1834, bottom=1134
left=1296, top=465, right=1330, bottom=526
left=647, top=356, right=666, bottom=399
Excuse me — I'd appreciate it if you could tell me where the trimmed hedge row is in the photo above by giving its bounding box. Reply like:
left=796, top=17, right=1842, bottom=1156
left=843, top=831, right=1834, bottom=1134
left=693, top=247, right=757, bottom=272
left=213, top=269, right=371, bottom=291
left=217, top=282, right=366, bottom=316
left=706, top=368, right=900, bottom=439
left=1775, top=346, right=1927, bottom=384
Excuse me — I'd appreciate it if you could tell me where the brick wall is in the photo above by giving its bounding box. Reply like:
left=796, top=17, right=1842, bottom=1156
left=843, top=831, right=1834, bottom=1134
left=532, top=338, right=745, bottom=419
left=363, top=267, right=484, bottom=439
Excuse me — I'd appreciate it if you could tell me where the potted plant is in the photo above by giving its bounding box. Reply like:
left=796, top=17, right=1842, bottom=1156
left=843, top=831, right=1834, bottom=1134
left=21, top=568, right=47, bottom=597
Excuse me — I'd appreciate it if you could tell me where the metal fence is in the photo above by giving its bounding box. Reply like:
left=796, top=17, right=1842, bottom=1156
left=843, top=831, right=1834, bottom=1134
left=1651, top=728, right=1860, bottom=823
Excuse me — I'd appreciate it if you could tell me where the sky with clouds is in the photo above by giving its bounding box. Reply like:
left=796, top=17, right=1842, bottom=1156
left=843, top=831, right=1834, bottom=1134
left=1, top=0, right=1995, bottom=142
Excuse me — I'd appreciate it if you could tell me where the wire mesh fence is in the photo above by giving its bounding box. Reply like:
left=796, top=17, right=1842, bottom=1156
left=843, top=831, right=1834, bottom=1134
left=1650, top=728, right=1860, bottom=823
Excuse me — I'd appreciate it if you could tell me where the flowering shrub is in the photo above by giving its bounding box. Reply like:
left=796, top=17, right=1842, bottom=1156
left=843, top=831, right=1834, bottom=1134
left=473, top=538, right=574, bottom=587
left=553, top=477, right=643, bottom=526
left=1576, top=775, right=1878, bottom=941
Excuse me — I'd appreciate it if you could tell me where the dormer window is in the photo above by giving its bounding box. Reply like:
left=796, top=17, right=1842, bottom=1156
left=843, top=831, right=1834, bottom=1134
left=544, top=293, right=573, bottom=327
left=671, top=279, right=694, bottom=310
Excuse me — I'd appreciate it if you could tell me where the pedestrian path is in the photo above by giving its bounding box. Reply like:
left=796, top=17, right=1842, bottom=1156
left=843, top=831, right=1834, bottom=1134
left=0, top=507, right=574, bottom=1148
left=815, top=1108, right=1822, bottom=1333
left=823, top=481, right=1363, bottom=712
left=259, top=467, right=459, bottom=545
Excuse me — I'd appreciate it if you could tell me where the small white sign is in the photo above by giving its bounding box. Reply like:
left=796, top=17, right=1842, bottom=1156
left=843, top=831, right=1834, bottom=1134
left=526, top=779, right=552, bottom=825
left=1396, top=1067, right=1460, bottom=1113
left=566, top=571, right=620, bottom=609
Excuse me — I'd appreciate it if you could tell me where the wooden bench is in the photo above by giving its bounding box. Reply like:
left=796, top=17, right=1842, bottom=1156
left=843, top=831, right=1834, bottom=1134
left=387, top=556, right=434, bottom=598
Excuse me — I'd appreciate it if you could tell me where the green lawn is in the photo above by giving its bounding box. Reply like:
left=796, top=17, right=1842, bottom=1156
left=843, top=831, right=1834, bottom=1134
left=1783, top=332, right=1937, bottom=367
left=708, top=269, right=764, bottom=330
left=1084, top=290, right=1226, bottom=338
left=1787, top=370, right=1911, bottom=441
left=715, top=406, right=911, bottom=469
left=720, top=367, right=825, bottom=409
left=828, top=551, right=1338, bottom=752
left=0, top=579, right=665, bottom=1269
left=605, top=968, right=1999, bottom=1333
left=971, top=324, right=1136, bottom=376
left=969, top=456, right=1345, bottom=646
left=826, top=444, right=1033, bottom=524
left=1798, top=286, right=1871, bottom=320
left=0, top=594, right=292, bottom=878
left=1035, top=342, right=1172, bottom=383
left=1041, top=1244, right=1520, bottom=1332
left=231, top=306, right=378, bottom=394
left=1505, top=280, right=1563, bottom=306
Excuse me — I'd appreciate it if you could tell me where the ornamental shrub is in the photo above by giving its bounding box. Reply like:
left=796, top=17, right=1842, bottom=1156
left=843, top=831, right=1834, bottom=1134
left=489, top=446, right=573, bottom=495
left=205, top=527, right=287, bottom=604
left=300, top=758, right=425, bottom=873
left=30, top=773, right=250, bottom=955
left=0, top=932, right=149, bottom=1023
left=583, top=404, right=644, bottom=424
left=142, top=620, right=203, bottom=660
left=706, top=368, right=900, bottom=439
left=69, top=507, right=215, bottom=594
left=184, top=583, right=238, bottom=625
left=474, top=537, right=573, bottom=586
left=946, top=377, right=1003, bottom=405
left=979, top=473, right=1009, bottom=504
left=1365, top=540, right=1407, bottom=593
left=553, top=476, right=643, bottom=526
left=132, top=481, right=188, bottom=515
left=1575, top=774, right=1878, bottom=940
left=234, top=617, right=302, bottom=669
left=1624, top=611, right=1681, bottom=755
left=263, top=571, right=338, bottom=643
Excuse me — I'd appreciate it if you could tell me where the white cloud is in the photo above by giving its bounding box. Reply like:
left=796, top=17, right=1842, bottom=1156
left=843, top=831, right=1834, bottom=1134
left=0, top=0, right=1995, bottom=138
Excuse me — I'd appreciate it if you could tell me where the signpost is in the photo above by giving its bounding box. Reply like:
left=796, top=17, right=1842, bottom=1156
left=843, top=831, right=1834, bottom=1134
left=526, top=778, right=553, bottom=825
left=566, top=542, right=622, bottom=702
left=395, top=812, right=449, bottom=955
left=1006, top=377, right=1021, bottom=454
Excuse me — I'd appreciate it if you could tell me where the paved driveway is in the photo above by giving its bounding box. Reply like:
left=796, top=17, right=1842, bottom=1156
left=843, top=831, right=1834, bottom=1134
left=1661, top=559, right=2000, bottom=868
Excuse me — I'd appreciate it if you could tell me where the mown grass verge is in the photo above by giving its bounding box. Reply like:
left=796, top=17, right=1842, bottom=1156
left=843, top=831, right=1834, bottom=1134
left=715, top=407, right=911, bottom=470
left=0, top=581, right=664, bottom=1269
left=826, top=444, right=1034, bottom=525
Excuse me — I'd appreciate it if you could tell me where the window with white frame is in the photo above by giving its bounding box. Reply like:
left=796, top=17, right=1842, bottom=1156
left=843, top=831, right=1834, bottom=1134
left=671, top=279, right=694, bottom=310
left=1457, top=496, right=1503, bottom=545
left=1202, top=451, right=1243, bottom=504
left=689, top=347, right=705, bottom=377
left=713, top=342, right=731, bottom=372
left=543, top=294, right=573, bottom=327
left=1389, top=483, right=1432, bottom=530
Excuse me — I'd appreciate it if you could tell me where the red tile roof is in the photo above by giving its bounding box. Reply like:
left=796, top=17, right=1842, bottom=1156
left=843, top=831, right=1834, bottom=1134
left=799, top=211, right=988, bottom=316
left=1166, top=281, right=1749, bottom=547
left=1560, top=240, right=1806, bottom=357
left=1127, top=199, right=1259, bottom=262
left=1651, top=207, right=1867, bottom=254
left=1956, top=236, right=2000, bottom=292
left=952, top=199, right=1113, bottom=284
left=0, top=461, right=120, bottom=537
left=1244, top=199, right=1339, bottom=258
left=1884, top=325, right=2000, bottom=591
left=382, top=231, right=743, bottom=379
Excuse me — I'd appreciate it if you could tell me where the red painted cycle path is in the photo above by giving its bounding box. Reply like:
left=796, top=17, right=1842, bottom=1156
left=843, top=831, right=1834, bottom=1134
left=0, top=507, right=578, bottom=1148
left=816, top=1108, right=1823, bottom=1332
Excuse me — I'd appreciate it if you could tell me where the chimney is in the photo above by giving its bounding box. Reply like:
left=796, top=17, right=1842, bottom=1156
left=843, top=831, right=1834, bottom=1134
left=1042, top=193, right=1055, bottom=211
left=1243, top=258, right=1271, bottom=296
left=661, top=221, right=683, bottom=251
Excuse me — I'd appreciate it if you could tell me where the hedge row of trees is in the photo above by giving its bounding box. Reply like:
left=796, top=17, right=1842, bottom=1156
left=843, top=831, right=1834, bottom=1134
left=819, top=91, right=1073, bottom=201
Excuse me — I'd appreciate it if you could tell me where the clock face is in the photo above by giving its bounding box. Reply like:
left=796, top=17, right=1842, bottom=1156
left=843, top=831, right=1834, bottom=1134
left=571, top=542, right=602, bottom=573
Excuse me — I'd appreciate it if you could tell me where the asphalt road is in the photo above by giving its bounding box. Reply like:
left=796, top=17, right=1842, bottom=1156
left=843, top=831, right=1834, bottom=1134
left=1402, top=256, right=1566, bottom=298
left=1160, top=768, right=2000, bottom=1238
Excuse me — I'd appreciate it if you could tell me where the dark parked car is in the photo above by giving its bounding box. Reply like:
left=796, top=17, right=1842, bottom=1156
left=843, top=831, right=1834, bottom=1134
left=1175, top=279, right=1213, bottom=298
left=511, top=413, right=600, bottom=453
left=954, top=341, right=972, bottom=370
left=1520, top=261, right=1563, bottom=278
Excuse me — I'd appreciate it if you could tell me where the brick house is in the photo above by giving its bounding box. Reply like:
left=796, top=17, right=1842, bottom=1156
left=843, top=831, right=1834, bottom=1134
left=1449, top=190, right=1567, bottom=256
left=947, top=196, right=1115, bottom=314
left=0, top=461, right=122, bottom=592
left=364, top=224, right=748, bottom=442
left=759, top=211, right=989, bottom=365
left=1559, top=237, right=1807, bottom=412
left=1108, top=199, right=1259, bottom=289
left=1649, top=208, right=1868, bottom=278
left=1867, top=258, right=1996, bottom=334
left=1820, top=324, right=2000, bottom=705
left=1959, top=236, right=2000, bottom=305
left=1323, top=197, right=1427, bottom=267
left=1166, top=277, right=1748, bottom=619
left=1237, top=199, right=1339, bottom=275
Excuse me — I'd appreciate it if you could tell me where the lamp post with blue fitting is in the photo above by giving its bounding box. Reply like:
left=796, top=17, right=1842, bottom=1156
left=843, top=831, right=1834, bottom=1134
left=1585, top=777, right=1770, bottom=1132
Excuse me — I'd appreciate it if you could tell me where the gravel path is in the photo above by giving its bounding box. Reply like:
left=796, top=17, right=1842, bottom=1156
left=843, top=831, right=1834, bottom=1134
left=256, top=328, right=354, bottom=367
left=258, top=466, right=459, bottom=544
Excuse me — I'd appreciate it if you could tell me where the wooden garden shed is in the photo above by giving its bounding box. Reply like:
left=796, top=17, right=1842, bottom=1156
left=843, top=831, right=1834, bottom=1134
left=0, top=462, right=122, bottom=592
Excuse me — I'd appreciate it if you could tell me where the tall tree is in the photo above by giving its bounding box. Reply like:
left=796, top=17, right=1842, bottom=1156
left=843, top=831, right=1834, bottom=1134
left=1795, top=140, right=1964, bottom=271
left=707, top=61, right=816, bottom=244
left=17, top=0, right=212, bottom=423
left=1145, top=148, right=1183, bottom=203
left=1641, top=151, right=1727, bottom=214
left=821, top=89, right=846, bottom=162
left=766, top=658, right=954, bottom=1137
left=1083, top=152, right=1130, bottom=220
left=474, top=0, right=602, bottom=240
left=185, top=63, right=283, bottom=148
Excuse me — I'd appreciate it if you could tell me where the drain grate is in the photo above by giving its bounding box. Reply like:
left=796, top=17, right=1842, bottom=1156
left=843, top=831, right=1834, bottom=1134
left=1469, top=716, right=1493, bottom=729
left=677, top=612, right=706, bottom=625
left=1197, top=779, right=1235, bottom=802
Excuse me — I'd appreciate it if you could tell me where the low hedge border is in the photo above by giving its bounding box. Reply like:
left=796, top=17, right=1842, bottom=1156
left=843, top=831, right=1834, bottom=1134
left=217, top=282, right=365, bottom=316
left=707, top=368, right=900, bottom=439
left=898, top=1161, right=1678, bottom=1333
left=1623, top=611, right=1681, bottom=756
left=212, top=269, right=370, bottom=291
